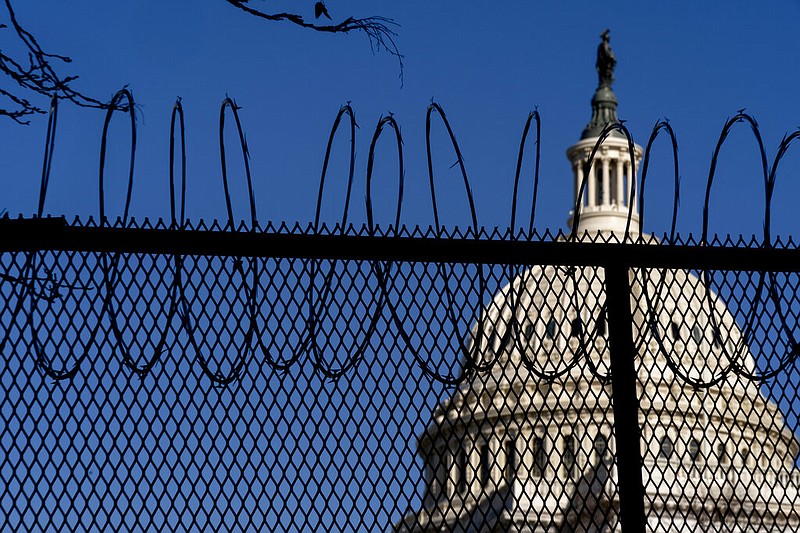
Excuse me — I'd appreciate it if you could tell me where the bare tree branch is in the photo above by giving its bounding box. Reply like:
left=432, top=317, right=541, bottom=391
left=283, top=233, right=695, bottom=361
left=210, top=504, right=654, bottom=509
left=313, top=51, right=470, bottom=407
left=0, top=0, right=110, bottom=123
left=224, top=0, right=404, bottom=84
left=0, top=0, right=404, bottom=125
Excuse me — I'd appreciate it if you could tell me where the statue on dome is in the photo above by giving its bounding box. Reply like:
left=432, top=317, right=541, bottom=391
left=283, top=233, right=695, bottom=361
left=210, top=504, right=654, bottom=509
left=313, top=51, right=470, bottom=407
left=596, top=29, right=616, bottom=88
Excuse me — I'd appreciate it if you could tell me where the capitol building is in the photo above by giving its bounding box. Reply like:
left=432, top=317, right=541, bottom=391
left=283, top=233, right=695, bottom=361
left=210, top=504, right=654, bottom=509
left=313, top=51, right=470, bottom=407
left=397, top=34, right=800, bottom=532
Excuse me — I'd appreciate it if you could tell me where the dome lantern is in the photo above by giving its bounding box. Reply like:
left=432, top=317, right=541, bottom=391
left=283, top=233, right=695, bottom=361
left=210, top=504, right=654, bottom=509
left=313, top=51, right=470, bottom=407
left=567, top=29, right=643, bottom=237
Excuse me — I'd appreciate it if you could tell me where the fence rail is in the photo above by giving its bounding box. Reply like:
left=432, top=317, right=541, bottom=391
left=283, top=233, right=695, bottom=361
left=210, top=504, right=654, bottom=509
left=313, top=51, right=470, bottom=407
left=3, top=216, right=800, bottom=268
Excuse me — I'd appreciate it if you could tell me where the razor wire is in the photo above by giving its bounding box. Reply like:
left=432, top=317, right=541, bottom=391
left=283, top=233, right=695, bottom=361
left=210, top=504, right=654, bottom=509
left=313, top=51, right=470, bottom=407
left=4, top=89, right=800, bottom=388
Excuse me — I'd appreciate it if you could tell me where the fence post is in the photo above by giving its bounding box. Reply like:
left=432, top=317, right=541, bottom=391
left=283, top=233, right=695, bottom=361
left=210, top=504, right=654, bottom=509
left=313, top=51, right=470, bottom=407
left=604, top=263, right=647, bottom=532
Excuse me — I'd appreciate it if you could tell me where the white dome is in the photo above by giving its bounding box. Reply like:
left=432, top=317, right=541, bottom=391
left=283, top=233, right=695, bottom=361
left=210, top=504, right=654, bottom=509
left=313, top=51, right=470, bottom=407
left=397, top=40, right=800, bottom=529
left=400, top=265, right=800, bottom=532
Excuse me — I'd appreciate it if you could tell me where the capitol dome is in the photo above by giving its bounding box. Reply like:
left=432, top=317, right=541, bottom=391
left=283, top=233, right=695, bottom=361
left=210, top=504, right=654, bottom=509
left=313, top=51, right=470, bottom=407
left=397, top=33, right=800, bottom=533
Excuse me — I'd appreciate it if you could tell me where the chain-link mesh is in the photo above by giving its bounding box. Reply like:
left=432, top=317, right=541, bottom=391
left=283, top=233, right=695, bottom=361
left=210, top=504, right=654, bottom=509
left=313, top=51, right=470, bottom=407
left=1, top=220, right=799, bottom=531
left=630, top=266, right=800, bottom=532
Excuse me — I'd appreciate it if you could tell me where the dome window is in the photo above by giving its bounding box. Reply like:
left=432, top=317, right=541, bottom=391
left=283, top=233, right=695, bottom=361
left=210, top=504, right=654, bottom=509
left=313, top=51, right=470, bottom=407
left=593, top=433, right=609, bottom=464
left=523, top=322, right=535, bottom=340
left=433, top=445, right=448, bottom=498
left=457, top=447, right=468, bottom=494
left=609, top=164, right=619, bottom=204
left=688, top=439, right=700, bottom=462
left=595, top=166, right=604, bottom=206
left=546, top=318, right=557, bottom=339
left=596, top=309, right=607, bottom=336
left=718, top=442, right=729, bottom=466
left=533, top=436, right=546, bottom=477
left=479, top=443, right=491, bottom=485
left=505, top=439, right=516, bottom=481
left=570, top=318, right=583, bottom=338
left=692, top=324, right=703, bottom=344
left=670, top=321, right=681, bottom=340
left=564, top=435, right=577, bottom=479
left=659, top=436, right=673, bottom=459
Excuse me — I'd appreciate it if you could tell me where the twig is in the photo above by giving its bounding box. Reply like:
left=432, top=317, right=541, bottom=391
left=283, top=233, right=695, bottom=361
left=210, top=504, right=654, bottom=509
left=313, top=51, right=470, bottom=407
left=224, top=0, right=404, bottom=84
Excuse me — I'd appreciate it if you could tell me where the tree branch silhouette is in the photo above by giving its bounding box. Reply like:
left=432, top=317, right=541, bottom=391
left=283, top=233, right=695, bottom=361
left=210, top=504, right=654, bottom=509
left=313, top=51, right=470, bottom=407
left=0, top=1, right=403, bottom=125
left=0, top=0, right=109, bottom=124
left=224, top=0, right=404, bottom=83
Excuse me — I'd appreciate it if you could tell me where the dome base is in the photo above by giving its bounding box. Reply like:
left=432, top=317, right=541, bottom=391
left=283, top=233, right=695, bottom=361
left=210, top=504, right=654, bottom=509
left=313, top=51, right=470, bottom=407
left=568, top=209, right=640, bottom=239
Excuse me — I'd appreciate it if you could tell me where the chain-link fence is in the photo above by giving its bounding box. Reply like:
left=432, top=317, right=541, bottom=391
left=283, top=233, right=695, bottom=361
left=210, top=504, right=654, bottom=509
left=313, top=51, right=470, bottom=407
left=1, top=217, right=799, bottom=531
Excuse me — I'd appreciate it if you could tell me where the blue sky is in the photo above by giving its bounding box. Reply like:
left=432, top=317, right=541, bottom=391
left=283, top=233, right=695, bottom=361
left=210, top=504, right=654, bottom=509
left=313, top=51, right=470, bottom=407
left=2, top=1, right=800, bottom=238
